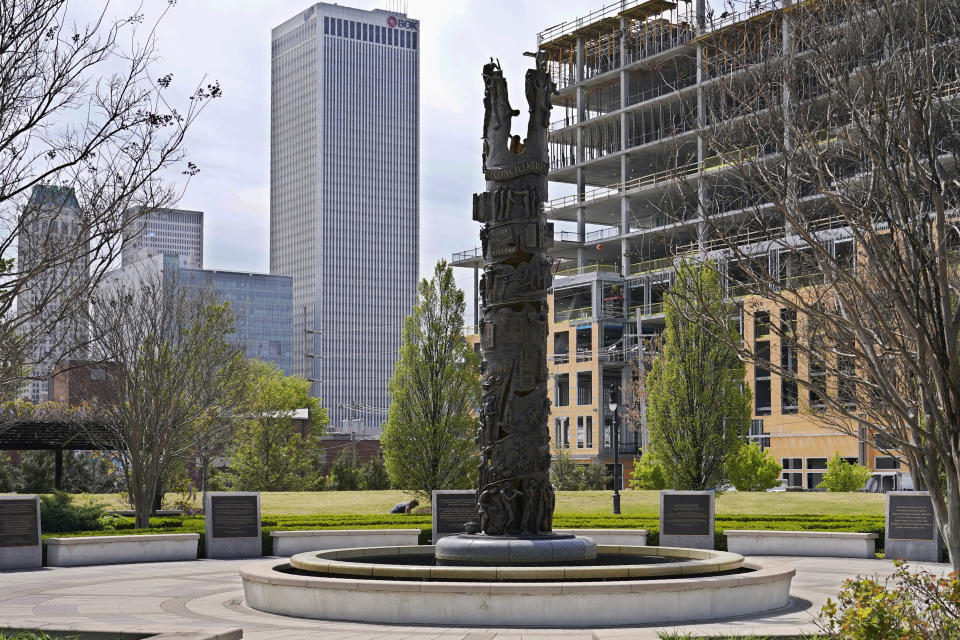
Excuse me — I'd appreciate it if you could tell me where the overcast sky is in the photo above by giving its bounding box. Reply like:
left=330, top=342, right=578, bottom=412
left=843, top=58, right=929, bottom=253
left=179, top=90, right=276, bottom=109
left=78, top=0, right=592, bottom=316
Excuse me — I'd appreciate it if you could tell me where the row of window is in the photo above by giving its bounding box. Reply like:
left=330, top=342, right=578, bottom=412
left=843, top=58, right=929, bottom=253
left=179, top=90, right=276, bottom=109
left=553, top=416, right=595, bottom=449
left=781, top=455, right=900, bottom=471
left=554, top=372, right=593, bottom=406
left=323, top=17, right=418, bottom=50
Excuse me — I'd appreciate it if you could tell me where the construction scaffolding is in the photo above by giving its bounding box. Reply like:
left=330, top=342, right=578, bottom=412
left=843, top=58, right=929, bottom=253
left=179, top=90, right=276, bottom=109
left=538, top=0, right=694, bottom=91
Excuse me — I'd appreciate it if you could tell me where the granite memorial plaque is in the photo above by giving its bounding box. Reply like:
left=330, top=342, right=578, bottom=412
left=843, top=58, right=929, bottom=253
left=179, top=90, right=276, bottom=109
left=659, top=490, right=715, bottom=549
left=204, top=491, right=261, bottom=559
left=0, top=495, right=41, bottom=569
left=211, top=495, right=259, bottom=538
left=432, top=490, right=476, bottom=544
left=886, top=491, right=943, bottom=562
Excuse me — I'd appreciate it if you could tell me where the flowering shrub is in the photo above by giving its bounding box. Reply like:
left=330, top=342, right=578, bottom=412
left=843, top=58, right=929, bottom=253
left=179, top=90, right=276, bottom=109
left=819, top=560, right=960, bottom=640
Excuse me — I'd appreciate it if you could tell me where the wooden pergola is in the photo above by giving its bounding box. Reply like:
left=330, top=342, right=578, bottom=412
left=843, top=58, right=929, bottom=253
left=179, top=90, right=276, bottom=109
left=0, top=420, right=120, bottom=490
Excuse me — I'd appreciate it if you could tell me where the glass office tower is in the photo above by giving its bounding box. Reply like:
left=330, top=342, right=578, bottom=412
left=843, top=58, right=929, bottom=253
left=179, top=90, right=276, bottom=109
left=270, top=3, right=419, bottom=432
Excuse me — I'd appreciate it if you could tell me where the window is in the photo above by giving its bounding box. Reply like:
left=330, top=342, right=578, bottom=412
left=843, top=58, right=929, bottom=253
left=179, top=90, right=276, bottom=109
left=576, top=327, right=592, bottom=362
left=809, top=354, right=826, bottom=411
left=554, top=374, right=569, bottom=407
left=835, top=239, right=855, bottom=274
left=576, top=418, right=585, bottom=448
left=806, top=472, right=824, bottom=489
left=782, top=457, right=803, bottom=470
left=806, top=457, right=828, bottom=470
left=324, top=17, right=330, bottom=34
left=754, top=310, right=770, bottom=338
left=748, top=418, right=770, bottom=449
left=838, top=355, right=856, bottom=408
left=554, top=331, right=569, bottom=364
left=89, top=368, right=106, bottom=381
left=782, top=472, right=803, bottom=487
left=584, top=416, right=593, bottom=448
left=875, top=456, right=900, bottom=470
left=576, top=372, right=592, bottom=405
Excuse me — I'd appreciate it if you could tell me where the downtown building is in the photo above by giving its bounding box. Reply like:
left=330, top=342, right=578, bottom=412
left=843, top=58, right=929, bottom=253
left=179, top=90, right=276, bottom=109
left=270, top=3, right=419, bottom=433
left=113, top=205, right=294, bottom=374
left=18, top=186, right=90, bottom=403
left=122, top=207, right=204, bottom=269
left=453, top=0, right=916, bottom=492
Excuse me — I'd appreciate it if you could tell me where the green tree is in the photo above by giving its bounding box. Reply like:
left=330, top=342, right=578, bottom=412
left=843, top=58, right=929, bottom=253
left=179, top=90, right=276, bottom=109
left=580, top=461, right=607, bottom=490
left=359, top=455, right=391, bottom=490
left=13, top=451, right=54, bottom=493
left=228, top=361, right=327, bottom=492
left=550, top=449, right=582, bottom=490
left=727, top=442, right=783, bottom=491
left=329, top=447, right=360, bottom=491
left=817, top=453, right=873, bottom=492
left=630, top=453, right=668, bottom=490
left=646, top=262, right=752, bottom=490
left=0, top=452, right=16, bottom=491
left=381, top=261, right=481, bottom=498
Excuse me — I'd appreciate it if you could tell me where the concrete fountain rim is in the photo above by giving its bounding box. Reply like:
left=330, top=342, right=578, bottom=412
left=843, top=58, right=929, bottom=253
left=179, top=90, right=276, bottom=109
left=283, top=544, right=745, bottom=581
left=239, top=552, right=796, bottom=627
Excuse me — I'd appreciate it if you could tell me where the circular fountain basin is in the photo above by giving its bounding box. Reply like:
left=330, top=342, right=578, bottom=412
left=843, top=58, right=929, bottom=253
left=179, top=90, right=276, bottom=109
left=240, top=544, right=796, bottom=626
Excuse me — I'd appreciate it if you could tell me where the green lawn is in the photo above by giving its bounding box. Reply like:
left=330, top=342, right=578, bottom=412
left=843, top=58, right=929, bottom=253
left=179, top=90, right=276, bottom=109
left=75, top=489, right=885, bottom=517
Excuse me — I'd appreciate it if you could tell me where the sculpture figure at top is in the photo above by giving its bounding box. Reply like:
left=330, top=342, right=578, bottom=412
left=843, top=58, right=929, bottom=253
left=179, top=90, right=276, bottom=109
left=472, top=52, right=557, bottom=536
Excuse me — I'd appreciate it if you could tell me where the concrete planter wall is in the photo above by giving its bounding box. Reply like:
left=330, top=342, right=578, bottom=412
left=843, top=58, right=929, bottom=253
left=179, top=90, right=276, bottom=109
left=45, top=533, right=199, bottom=567
left=554, top=529, right=648, bottom=546
left=725, top=530, right=878, bottom=558
left=270, top=529, right=421, bottom=556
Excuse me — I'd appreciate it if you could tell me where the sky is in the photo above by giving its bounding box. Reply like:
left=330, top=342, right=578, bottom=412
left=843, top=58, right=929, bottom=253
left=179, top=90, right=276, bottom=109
left=68, top=0, right=600, bottom=320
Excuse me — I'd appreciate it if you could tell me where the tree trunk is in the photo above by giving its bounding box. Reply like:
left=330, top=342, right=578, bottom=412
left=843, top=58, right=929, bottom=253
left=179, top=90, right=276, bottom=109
left=944, top=468, right=960, bottom=572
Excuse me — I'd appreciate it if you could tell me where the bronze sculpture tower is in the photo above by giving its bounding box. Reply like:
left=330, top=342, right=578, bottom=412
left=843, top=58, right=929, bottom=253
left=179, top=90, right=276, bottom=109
left=473, top=54, right=556, bottom=536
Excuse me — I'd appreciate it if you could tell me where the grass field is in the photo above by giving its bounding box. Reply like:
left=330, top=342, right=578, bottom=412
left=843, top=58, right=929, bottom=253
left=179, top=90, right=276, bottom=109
left=75, top=489, right=886, bottom=517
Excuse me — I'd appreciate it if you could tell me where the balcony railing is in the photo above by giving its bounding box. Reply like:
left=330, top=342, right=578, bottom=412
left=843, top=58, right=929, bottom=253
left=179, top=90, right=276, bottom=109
left=554, top=306, right=593, bottom=323
left=630, top=255, right=675, bottom=275
left=452, top=247, right=482, bottom=263
left=554, top=263, right=619, bottom=278
left=585, top=227, right=619, bottom=242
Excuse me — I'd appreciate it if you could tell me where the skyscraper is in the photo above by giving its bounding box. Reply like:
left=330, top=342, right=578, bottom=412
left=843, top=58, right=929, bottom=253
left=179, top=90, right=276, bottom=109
left=18, top=186, right=90, bottom=403
left=122, top=207, right=204, bottom=269
left=271, top=3, right=419, bottom=432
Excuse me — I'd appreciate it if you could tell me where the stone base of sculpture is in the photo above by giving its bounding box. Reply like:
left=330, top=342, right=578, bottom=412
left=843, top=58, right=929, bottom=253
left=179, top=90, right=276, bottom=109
left=434, top=533, right=596, bottom=565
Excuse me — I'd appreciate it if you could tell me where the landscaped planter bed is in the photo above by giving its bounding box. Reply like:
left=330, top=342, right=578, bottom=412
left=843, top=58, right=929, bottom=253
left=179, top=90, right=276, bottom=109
left=45, top=533, right=199, bottom=567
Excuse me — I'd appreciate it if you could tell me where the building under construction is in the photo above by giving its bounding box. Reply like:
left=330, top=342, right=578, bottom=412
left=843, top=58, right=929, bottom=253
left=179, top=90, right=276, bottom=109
left=454, top=0, right=915, bottom=491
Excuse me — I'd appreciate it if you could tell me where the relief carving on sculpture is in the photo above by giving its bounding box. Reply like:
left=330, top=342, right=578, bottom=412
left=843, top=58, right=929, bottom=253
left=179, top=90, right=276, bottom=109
left=475, top=53, right=556, bottom=537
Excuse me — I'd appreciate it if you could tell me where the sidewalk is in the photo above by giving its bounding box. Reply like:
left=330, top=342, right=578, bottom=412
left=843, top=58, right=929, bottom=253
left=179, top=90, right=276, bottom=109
left=0, top=556, right=950, bottom=640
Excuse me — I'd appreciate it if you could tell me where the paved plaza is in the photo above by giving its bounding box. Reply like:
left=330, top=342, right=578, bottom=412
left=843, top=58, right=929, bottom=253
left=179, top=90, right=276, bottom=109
left=0, top=556, right=951, bottom=639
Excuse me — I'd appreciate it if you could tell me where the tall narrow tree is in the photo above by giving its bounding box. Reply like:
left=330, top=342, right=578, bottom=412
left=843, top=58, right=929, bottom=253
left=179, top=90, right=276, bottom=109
left=381, top=261, right=481, bottom=499
left=646, top=263, right=751, bottom=490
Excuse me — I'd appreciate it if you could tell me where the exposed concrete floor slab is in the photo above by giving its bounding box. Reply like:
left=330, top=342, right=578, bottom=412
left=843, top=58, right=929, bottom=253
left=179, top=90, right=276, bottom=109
left=0, top=556, right=951, bottom=639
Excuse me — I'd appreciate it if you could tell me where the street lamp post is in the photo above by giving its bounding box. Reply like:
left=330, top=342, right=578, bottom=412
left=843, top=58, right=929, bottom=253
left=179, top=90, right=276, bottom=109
left=609, top=385, right=621, bottom=515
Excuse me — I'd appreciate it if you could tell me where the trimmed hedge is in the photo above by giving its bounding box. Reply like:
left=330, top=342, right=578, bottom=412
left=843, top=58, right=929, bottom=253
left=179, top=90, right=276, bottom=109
left=42, top=513, right=888, bottom=555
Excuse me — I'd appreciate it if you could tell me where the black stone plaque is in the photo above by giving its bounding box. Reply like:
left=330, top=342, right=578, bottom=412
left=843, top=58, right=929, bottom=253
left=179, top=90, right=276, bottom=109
left=889, top=494, right=935, bottom=540
left=0, top=499, right=39, bottom=548
left=662, top=494, right=711, bottom=536
left=210, top=495, right=258, bottom=539
left=435, top=492, right=477, bottom=536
